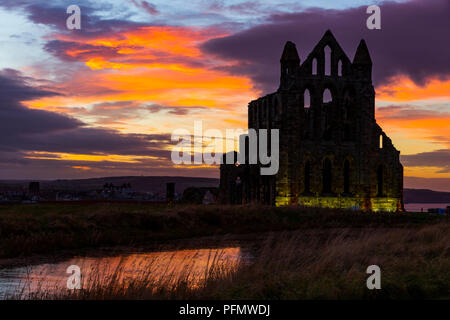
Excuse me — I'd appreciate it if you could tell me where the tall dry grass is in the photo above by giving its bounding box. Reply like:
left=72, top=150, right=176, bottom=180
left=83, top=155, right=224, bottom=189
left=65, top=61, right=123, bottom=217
left=7, top=248, right=242, bottom=300
left=0, top=203, right=445, bottom=259
left=12, top=222, right=449, bottom=300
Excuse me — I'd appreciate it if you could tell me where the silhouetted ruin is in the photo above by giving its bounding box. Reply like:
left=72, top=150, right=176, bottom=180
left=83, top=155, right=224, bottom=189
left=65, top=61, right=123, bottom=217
left=220, top=30, right=403, bottom=212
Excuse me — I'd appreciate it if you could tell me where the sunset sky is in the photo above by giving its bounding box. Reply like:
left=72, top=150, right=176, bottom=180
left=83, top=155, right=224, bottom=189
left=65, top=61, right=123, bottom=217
left=0, top=0, right=449, bottom=191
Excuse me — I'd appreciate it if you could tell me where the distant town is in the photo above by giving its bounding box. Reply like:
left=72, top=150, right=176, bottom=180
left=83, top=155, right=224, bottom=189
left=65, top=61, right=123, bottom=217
left=0, top=176, right=220, bottom=205
left=0, top=176, right=449, bottom=213
left=0, top=181, right=171, bottom=203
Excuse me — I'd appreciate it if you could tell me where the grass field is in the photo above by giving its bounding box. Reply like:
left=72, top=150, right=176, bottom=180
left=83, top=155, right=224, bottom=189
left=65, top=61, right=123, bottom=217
left=14, top=223, right=450, bottom=300
left=1, top=204, right=448, bottom=299
left=0, top=203, right=446, bottom=260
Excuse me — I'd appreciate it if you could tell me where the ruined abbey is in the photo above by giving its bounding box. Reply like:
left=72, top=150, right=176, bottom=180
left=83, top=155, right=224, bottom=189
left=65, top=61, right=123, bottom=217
left=219, top=30, right=404, bottom=212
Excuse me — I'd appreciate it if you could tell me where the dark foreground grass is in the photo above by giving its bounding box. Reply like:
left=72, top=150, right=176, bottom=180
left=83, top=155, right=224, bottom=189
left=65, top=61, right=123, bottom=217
left=18, top=223, right=450, bottom=300
left=0, top=203, right=447, bottom=259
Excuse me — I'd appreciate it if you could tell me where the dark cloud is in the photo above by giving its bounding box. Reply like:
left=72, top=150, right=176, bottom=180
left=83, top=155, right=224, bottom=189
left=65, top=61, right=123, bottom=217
left=7, top=2, right=151, bottom=38
left=0, top=69, right=62, bottom=103
left=60, top=101, right=209, bottom=126
left=428, top=135, right=450, bottom=147
left=0, top=150, right=219, bottom=180
left=401, top=149, right=450, bottom=173
left=377, top=105, right=450, bottom=120
left=2, top=128, right=171, bottom=157
left=0, top=69, right=79, bottom=138
left=208, top=1, right=261, bottom=14
left=202, top=0, right=450, bottom=93
left=0, top=69, right=171, bottom=158
left=131, top=0, right=159, bottom=15
left=146, top=104, right=207, bottom=115
left=44, top=40, right=120, bottom=62
left=404, top=176, right=450, bottom=192
left=26, top=4, right=85, bottom=30
left=228, top=1, right=260, bottom=13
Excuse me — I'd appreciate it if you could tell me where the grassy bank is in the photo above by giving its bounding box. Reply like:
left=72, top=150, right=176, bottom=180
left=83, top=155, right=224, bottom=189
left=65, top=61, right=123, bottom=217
left=21, top=223, right=450, bottom=300
left=0, top=203, right=446, bottom=259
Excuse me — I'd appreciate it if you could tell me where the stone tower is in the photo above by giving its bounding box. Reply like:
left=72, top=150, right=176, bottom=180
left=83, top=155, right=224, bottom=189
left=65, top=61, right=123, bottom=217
left=219, top=30, right=403, bottom=212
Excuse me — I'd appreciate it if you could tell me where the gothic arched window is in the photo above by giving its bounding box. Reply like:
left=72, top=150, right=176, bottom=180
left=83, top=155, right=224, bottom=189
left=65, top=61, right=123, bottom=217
left=324, top=46, right=332, bottom=76
left=304, top=89, right=311, bottom=109
left=323, top=88, right=332, bottom=103
left=312, top=58, right=317, bottom=75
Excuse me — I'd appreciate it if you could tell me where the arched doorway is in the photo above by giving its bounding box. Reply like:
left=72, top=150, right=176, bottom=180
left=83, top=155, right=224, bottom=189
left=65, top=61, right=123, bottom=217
left=322, top=158, right=332, bottom=194
left=304, top=160, right=311, bottom=193
left=377, top=165, right=384, bottom=197
left=343, top=160, right=350, bottom=194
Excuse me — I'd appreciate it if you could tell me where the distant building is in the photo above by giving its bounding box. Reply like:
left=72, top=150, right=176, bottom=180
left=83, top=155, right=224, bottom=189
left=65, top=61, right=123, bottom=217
left=182, top=187, right=219, bottom=204
left=28, top=181, right=40, bottom=199
left=202, top=190, right=217, bottom=204
left=101, top=183, right=135, bottom=200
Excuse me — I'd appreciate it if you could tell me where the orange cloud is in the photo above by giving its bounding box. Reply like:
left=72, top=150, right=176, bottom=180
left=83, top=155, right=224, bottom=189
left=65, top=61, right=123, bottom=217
left=53, top=26, right=228, bottom=70
left=24, top=151, right=160, bottom=163
left=26, top=25, right=259, bottom=127
left=375, top=75, right=450, bottom=160
left=72, top=166, right=92, bottom=171
left=404, top=166, right=450, bottom=179
left=377, top=76, right=450, bottom=102
left=376, top=103, right=450, bottom=180
left=377, top=105, right=450, bottom=151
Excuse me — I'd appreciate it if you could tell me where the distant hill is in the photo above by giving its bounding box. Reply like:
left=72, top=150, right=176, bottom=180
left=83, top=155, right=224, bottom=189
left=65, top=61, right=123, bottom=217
left=404, top=188, right=450, bottom=203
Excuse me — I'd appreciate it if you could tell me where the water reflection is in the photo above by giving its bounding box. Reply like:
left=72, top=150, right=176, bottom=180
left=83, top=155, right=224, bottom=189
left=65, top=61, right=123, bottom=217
left=0, top=247, right=245, bottom=299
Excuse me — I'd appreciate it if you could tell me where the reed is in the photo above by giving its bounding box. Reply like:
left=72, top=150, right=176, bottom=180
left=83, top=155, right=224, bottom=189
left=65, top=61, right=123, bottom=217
left=9, top=221, right=448, bottom=300
left=0, top=203, right=445, bottom=259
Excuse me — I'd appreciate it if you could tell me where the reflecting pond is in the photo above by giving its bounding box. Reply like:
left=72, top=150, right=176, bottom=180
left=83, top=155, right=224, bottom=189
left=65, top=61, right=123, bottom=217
left=0, top=247, right=249, bottom=299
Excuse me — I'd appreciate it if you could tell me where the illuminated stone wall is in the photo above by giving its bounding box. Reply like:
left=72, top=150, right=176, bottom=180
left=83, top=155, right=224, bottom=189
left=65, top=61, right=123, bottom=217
left=294, top=196, right=400, bottom=212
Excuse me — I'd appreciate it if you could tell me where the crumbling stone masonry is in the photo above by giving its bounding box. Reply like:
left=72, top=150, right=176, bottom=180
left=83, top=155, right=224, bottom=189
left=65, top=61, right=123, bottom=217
left=219, top=30, right=404, bottom=212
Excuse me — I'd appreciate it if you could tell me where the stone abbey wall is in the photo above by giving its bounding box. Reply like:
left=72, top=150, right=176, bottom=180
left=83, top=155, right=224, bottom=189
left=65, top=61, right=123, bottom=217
left=220, top=30, right=403, bottom=212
